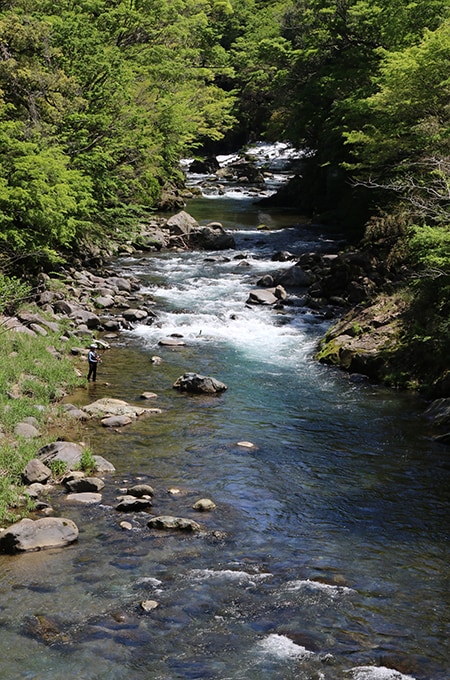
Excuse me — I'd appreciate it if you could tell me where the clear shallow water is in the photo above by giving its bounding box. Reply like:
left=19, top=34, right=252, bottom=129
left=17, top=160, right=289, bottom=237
left=0, top=170, right=449, bottom=679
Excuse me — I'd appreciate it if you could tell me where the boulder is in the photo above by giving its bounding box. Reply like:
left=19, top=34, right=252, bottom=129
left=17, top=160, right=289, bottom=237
left=101, top=415, right=134, bottom=428
left=127, top=484, right=154, bottom=498
left=65, top=477, right=105, bottom=493
left=158, top=337, right=186, bottom=346
left=14, top=422, right=41, bottom=439
left=147, top=516, right=201, bottom=532
left=247, top=289, right=278, bottom=305
left=189, top=223, right=236, bottom=250
left=122, top=308, right=148, bottom=321
left=37, top=441, right=85, bottom=468
left=116, top=495, right=153, bottom=512
left=0, top=517, right=78, bottom=553
left=22, top=459, right=52, bottom=485
left=189, top=157, right=220, bottom=174
left=273, top=265, right=315, bottom=288
left=193, top=498, right=216, bottom=512
left=93, top=456, right=116, bottom=473
left=65, top=492, right=102, bottom=504
left=83, top=398, right=161, bottom=419
left=70, top=309, right=101, bottom=329
left=173, top=372, right=227, bottom=394
left=105, top=276, right=134, bottom=292
left=166, top=210, right=199, bottom=236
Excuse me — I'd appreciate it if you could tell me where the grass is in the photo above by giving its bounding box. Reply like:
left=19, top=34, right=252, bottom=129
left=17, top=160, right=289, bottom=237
left=0, top=322, right=86, bottom=525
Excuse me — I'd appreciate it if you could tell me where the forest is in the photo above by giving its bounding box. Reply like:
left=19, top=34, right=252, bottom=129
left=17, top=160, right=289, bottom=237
left=0, top=0, right=449, bottom=392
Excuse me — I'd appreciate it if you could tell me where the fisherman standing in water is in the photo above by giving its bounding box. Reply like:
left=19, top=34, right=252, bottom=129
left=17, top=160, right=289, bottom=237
left=87, top=343, right=101, bottom=382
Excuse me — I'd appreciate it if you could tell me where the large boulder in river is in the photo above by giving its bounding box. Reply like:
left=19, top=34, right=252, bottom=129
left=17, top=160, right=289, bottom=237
left=189, top=223, right=235, bottom=250
left=0, top=517, right=79, bottom=553
left=166, top=210, right=199, bottom=236
left=173, top=372, right=227, bottom=394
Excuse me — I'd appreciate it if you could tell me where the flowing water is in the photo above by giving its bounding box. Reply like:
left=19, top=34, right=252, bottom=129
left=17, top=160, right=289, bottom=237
left=0, top=145, right=448, bottom=680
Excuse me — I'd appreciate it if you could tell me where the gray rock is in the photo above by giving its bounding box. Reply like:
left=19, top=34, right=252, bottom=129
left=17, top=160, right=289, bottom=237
left=94, top=295, right=115, bottom=308
left=65, top=492, right=102, bottom=504
left=173, top=372, right=227, bottom=394
left=116, top=495, right=153, bottom=512
left=158, top=337, right=185, bottom=346
left=166, top=210, right=199, bottom=235
left=101, top=415, right=134, bottom=428
left=247, top=289, right=278, bottom=305
left=83, top=398, right=161, bottom=419
left=65, top=477, right=105, bottom=493
left=70, top=309, right=101, bottom=329
left=14, top=422, right=41, bottom=439
left=0, top=517, right=78, bottom=553
left=147, top=516, right=201, bottom=532
left=122, top=308, right=148, bottom=321
left=140, top=392, right=158, bottom=400
left=22, top=459, right=52, bottom=485
left=193, top=498, right=216, bottom=512
left=274, top=265, right=315, bottom=288
left=189, top=223, right=235, bottom=250
left=93, top=455, right=116, bottom=473
left=37, top=441, right=85, bottom=468
left=127, top=484, right=154, bottom=498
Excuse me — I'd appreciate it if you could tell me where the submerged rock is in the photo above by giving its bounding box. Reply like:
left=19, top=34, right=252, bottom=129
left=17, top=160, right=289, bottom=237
left=147, top=516, right=201, bottom=532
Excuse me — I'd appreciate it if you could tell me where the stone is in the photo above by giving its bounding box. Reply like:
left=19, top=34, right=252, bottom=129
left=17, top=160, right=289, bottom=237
left=101, top=415, right=134, bottom=428
left=22, top=459, right=52, bottom=485
left=140, top=600, right=159, bottom=612
left=37, top=441, right=85, bottom=468
left=166, top=210, right=199, bottom=235
left=193, top=498, right=216, bottom=512
left=247, top=289, right=278, bottom=305
left=14, top=422, right=41, bottom=439
left=94, top=295, right=115, bottom=308
left=62, top=404, right=89, bottom=420
left=147, top=516, right=201, bottom=532
left=122, top=308, right=148, bottom=321
left=65, top=477, right=105, bottom=493
left=189, top=223, right=235, bottom=250
left=93, top=455, right=116, bottom=473
left=83, top=397, right=160, bottom=419
left=65, top=492, right=102, bottom=504
left=140, top=392, right=158, bottom=400
left=151, top=355, right=163, bottom=364
left=120, top=521, right=133, bottom=530
left=127, top=484, right=154, bottom=498
left=173, top=372, right=227, bottom=394
left=116, top=495, right=153, bottom=512
left=158, top=337, right=186, bottom=346
left=0, top=517, right=78, bottom=553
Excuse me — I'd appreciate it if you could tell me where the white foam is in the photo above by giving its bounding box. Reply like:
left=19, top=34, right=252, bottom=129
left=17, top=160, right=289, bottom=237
left=346, top=666, right=416, bottom=680
left=284, top=579, right=355, bottom=596
left=256, top=633, right=314, bottom=660
left=188, top=568, right=272, bottom=585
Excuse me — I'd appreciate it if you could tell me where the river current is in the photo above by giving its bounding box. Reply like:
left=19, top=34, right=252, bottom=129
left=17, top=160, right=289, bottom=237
left=0, top=144, right=448, bottom=679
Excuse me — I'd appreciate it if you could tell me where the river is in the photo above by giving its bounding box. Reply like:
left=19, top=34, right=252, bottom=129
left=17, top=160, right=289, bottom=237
left=0, top=144, right=448, bottom=680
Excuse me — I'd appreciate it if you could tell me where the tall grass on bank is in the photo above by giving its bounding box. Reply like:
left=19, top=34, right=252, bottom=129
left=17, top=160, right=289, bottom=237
left=0, top=326, right=85, bottom=524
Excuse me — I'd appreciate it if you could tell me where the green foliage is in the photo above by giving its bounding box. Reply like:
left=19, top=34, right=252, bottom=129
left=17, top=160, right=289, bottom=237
left=48, top=459, right=67, bottom=478
left=0, top=274, right=31, bottom=315
left=77, top=448, right=97, bottom=475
